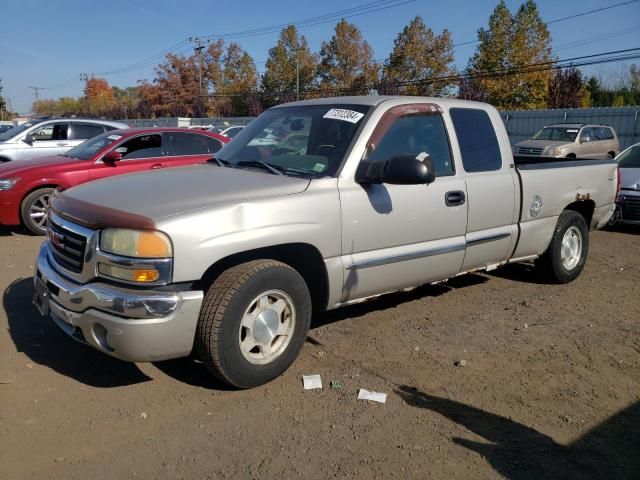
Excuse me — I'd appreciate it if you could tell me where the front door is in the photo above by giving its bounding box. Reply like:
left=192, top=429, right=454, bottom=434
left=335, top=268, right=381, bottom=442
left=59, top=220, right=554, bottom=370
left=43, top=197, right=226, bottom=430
left=339, top=104, right=468, bottom=302
left=23, top=122, right=71, bottom=159
left=89, top=133, right=168, bottom=181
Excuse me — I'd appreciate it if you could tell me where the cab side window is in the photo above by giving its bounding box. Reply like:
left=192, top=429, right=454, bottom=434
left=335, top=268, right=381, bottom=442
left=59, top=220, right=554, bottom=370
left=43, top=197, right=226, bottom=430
left=31, top=123, right=69, bottom=141
left=450, top=108, right=501, bottom=172
left=118, top=134, right=164, bottom=160
left=170, top=132, right=223, bottom=155
left=579, top=128, right=594, bottom=142
left=70, top=123, right=105, bottom=140
left=366, top=113, right=454, bottom=176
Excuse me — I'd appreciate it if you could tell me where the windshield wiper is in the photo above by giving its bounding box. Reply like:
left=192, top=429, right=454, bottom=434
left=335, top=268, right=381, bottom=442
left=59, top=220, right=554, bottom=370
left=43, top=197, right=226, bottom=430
left=207, top=157, right=230, bottom=167
left=236, top=160, right=284, bottom=176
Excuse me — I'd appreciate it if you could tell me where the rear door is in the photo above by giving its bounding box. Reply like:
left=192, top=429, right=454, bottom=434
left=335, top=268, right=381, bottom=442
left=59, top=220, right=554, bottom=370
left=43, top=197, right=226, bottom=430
left=167, top=131, right=225, bottom=166
left=339, top=103, right=468, bottom=302
left=448, top=107, right=519, bottom=271
left=67, top=123, right=106, bottom=147
left=89, top=132, right=168, bottom=181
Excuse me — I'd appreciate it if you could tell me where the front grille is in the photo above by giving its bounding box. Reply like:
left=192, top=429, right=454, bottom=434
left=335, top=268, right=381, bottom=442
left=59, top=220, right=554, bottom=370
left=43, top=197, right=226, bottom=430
left=516, top=146, right=544, bottom=155
left=48, top=217, right=88, bottom=273
left=619, top=196, right=640, bottom=221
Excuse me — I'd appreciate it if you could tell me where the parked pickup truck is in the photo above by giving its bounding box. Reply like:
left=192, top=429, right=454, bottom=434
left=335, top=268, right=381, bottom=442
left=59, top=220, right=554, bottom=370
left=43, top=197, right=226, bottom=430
left=34, top=96, right=618, bottom=388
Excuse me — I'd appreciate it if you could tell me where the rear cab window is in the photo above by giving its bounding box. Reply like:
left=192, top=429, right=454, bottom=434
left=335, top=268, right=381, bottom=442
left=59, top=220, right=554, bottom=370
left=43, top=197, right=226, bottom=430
left=449, top=108, right=501, bottom=172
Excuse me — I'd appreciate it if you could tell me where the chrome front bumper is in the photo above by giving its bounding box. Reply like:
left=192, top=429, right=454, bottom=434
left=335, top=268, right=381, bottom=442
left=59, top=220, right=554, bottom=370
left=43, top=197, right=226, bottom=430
left=34, top=242, right=204, bottom=362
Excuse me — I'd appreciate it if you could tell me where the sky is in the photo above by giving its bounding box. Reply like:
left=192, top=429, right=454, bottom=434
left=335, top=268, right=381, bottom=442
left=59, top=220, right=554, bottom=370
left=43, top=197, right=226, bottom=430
left=1, top=0, right=639, bottom=114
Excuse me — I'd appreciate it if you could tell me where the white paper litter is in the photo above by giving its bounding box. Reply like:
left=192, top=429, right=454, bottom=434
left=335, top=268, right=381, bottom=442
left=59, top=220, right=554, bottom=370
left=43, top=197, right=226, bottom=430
left=303, top=374, right=322, bottom=390
left=357, top=388, right=387, bottom=403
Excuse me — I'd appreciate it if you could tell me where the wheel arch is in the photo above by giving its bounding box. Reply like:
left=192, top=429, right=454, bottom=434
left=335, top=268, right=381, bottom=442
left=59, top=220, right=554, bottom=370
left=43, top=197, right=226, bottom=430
left=563, top=199, right=596, bottom=229
left=195, top=243, right=330, bottom=312
left=19, top=184, right=60, bottom=222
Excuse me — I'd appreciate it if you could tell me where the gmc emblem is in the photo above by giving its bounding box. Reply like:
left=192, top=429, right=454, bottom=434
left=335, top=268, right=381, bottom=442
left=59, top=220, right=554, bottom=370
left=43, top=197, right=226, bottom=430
left=49, top=230, right=65, bottom=249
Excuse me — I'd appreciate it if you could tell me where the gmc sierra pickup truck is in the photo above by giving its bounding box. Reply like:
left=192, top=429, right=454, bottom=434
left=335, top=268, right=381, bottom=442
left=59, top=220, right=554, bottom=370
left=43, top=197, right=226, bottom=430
left=33, top=96, right=618, bottom=388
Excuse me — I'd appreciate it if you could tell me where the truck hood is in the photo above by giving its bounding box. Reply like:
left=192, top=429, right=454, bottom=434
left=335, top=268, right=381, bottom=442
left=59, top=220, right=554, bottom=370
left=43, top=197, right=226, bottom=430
left=620, top=167, right=640, bottom=190
left=0, top=155, right=73, bottom=176
left=54, top=164, right=311, bottom=229
left=515, top=140, right=572, bottom=149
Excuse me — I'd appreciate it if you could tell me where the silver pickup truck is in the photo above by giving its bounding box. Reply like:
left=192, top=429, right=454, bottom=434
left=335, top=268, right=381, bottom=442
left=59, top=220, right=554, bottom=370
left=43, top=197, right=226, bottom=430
left=34, top=96, right=618, bottom=388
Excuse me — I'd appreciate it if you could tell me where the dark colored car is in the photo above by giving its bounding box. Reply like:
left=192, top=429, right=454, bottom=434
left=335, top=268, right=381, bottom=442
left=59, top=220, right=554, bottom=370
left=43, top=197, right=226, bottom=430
left=0, top=127, right=229, bottom=234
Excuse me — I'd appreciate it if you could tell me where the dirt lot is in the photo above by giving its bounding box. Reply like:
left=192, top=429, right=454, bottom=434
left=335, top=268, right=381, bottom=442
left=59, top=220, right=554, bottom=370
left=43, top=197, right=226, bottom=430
left=1, top=225, right=638, bottom=479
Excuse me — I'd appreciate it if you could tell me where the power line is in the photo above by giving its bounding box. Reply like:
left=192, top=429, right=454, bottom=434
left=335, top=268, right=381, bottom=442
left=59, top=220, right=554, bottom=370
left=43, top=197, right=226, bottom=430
left=547, top=0, right=639, bottom=24
left=200, top=47, right=640, bottom=98
left=200, top=0, right=415, bottom=41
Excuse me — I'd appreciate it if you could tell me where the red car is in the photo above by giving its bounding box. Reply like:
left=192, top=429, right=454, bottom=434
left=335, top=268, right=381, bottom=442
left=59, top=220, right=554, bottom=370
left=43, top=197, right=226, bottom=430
left=0, top=128, right=229, bottom=234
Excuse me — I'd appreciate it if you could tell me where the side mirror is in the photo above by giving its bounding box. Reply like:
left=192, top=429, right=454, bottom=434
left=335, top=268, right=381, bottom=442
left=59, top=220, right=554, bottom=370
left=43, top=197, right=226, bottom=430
left=24, top=134, right=34, bottom=145
left=103, top=150, right=123, bottom=163
left=356, top=155, right=436, bottom=185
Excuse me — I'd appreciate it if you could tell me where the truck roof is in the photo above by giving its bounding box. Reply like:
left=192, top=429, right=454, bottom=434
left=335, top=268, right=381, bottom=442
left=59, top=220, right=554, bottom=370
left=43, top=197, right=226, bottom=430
left=545, top=123, right=610, bottom=128
left=275, top=95, right=492, bottom=109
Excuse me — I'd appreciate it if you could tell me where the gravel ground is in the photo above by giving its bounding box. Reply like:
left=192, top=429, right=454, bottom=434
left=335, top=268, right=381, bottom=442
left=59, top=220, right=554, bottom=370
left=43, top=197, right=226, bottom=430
left=1, top=225, right=638, bottom=479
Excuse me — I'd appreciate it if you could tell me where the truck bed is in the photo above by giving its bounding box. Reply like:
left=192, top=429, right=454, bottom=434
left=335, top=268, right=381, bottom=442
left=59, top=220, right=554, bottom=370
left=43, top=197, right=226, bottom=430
left=509, top=157, right=618, bottom=262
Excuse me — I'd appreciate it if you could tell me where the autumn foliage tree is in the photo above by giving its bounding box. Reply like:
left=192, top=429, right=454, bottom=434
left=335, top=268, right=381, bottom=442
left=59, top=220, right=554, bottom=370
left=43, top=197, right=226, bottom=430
left=84, top=77, right=116, bottom=116
left=547, top=67, right=590, bottom=109
left=465, top=0, right=552, bottom=109
left=318, top=19, right=378, bottom=95
left=383, top=16, right=455, bottom=96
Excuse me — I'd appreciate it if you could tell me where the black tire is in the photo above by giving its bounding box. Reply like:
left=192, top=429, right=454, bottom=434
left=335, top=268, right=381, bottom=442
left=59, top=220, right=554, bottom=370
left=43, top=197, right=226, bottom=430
left=195, top=260, right=312, bottom=388
left=536, top=210, right=589, bottom=284
left=607, top=151, right=616, bottom=159
left=565, top=153, right=576, bottom=159
left=20, top=187, right=56, bottom=235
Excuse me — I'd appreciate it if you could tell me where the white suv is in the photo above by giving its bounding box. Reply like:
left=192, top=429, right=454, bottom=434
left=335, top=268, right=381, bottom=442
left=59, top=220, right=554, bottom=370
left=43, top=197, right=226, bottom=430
left=0, top=117, right=128, bottom=162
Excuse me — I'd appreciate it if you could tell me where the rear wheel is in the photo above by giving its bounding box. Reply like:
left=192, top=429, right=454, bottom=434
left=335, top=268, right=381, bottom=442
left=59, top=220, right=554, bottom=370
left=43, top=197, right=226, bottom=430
left=20, top=187, right=55, bottom=235
left=537, top=210, right=589, bottom=283
left=607, top=151, right=616, bottom=159
left=195, top=260, right=312, bottom=388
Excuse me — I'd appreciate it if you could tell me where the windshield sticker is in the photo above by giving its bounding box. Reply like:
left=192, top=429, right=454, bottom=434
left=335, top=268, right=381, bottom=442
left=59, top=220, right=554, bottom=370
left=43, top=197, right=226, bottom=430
left=323, top=108, right=365, bottom=124
left=107, top=134, right=122, bottom=141
left=567, top=129, right=578, bottom=133
left=313, top=163, right=326, bottom=172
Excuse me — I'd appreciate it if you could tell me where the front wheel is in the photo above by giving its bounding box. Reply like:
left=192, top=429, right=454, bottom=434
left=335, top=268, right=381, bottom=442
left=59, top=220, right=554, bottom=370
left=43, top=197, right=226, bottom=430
left=536, top=210, right=589, bottom=283
left=195, top=260, right=312, bottom=388
left=20, top=187, right=56, bottom=235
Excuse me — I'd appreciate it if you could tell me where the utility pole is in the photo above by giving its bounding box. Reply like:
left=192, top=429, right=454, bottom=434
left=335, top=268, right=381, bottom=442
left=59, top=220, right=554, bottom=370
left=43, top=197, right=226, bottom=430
left=80, top=73, right=90, bottom=116
left=189, top=36, right=207, bottom=117
left=28, top=86, right=40, bottom=116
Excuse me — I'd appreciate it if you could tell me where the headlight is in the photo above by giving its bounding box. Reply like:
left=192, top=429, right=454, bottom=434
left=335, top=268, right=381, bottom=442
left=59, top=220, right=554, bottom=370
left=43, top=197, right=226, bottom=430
left=546, top=147, right=563, bottom=156
left=0, top=177, right=20, bottom=191
left=100, top=228, right=172, bottom=258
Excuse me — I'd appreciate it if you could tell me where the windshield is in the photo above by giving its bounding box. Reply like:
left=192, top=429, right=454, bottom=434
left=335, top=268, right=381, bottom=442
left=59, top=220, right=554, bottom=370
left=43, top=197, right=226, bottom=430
left=618, top=145, right=640, bottom=168
left=531, top=127, right=579, bottom=142
left=0, top=119, right=45, bottom=141
left=64, top=131, right=122, bottom=160
left=216, top=104, right=370, bottom=177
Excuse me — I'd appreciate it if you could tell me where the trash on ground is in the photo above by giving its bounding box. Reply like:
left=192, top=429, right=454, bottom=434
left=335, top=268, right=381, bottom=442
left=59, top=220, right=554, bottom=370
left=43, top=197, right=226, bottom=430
left=140, top=412, right=148, bottom=419
left=454, top=359, right=467, bottom=367
left=357, top=388, right=387, bottom=404
left=330, top=380, right=342, bottom=390
left=303, top=374, right=322, bottom=390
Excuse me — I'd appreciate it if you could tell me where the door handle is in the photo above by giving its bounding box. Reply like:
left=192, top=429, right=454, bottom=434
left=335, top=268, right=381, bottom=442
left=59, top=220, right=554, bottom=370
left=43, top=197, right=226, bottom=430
left=151, top=163, right=167, bottom=169
left=57, top=143, right=69, bottom=146
left=445, top=190, right=466, bottom=207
